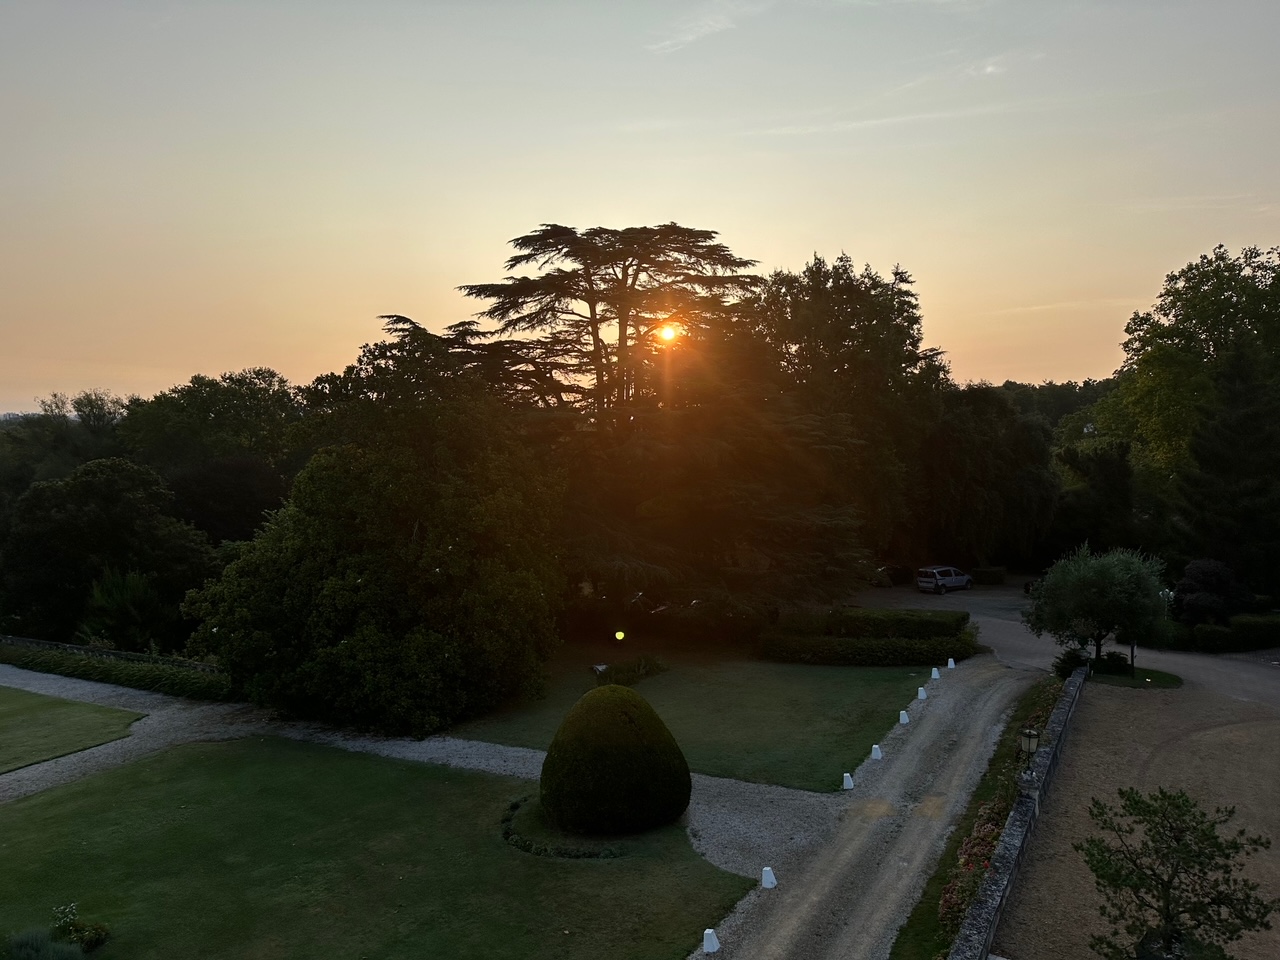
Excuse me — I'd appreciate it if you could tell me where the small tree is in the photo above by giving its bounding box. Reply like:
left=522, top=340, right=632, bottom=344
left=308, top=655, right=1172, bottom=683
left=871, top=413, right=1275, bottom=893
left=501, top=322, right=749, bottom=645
left=1076, top=787, right=1276, bottom=960
left=1024, top=544, right=1165, bottom=664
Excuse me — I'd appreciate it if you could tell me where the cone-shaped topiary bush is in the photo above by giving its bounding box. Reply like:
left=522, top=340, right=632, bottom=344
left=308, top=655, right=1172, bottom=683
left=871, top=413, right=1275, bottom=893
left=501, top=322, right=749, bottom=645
left=539, top=684, right=692, bottom=836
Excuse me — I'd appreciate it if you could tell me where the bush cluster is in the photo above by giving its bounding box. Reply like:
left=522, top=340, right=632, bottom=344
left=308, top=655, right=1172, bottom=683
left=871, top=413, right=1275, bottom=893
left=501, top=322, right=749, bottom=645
left=1141, top=614, right=1280, bottom=654
left=759, top=629, right=978, bottom=667
left=822, top=607, right=971, bottom=640
left=1051, top=646, right=1091, bottom=678
left=0, top=643, right=231, bottom=700
left=1091, top=650, right=1132, bottom=675
left=540, top=685, right=691, bottom=836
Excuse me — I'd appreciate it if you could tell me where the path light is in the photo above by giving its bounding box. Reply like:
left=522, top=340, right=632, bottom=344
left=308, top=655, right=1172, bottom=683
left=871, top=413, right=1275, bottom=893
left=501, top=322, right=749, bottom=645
left=871, top=744, right=883, bottom=760
left=842, top=772, right=855, bottom=789
left=614, top=630, right=625, bottom=641
left=703, top=928, right=721, bottom=953
left=761, top=866, right=777, bottom=888
left=918, top=686, right=927, bottom=700
left=931, top=667, right=941, bottom=680
left=947, top=658, right=956, bottom=669
left=1020, top=728, right=1040, bottom=771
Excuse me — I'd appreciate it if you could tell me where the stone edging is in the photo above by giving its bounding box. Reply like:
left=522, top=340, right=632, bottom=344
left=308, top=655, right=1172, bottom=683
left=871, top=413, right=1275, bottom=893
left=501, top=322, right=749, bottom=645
left=946, top=665, right=1088, bottom=960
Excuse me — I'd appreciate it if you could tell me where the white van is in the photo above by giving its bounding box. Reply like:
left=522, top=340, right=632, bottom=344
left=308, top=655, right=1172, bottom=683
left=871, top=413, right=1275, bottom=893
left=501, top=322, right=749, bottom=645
left=916, top=566, right=973, bottom=594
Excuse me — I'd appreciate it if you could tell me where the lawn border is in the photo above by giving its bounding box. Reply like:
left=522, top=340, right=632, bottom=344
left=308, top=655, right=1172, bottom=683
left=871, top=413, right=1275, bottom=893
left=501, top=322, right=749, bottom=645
left=946, top=666, right=1088, bottom=960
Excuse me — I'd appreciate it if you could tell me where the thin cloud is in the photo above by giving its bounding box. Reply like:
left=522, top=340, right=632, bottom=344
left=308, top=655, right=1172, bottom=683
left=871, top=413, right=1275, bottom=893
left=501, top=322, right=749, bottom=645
left=747, top=100, right=1025, bottom=136
left=647, top=0, right=775, bottom=54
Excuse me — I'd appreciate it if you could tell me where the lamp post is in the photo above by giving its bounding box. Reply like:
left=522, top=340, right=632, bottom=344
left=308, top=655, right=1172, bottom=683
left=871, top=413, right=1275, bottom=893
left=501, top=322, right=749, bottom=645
left=1018, top=727, right=1042, bottom=807
left=1020, top=727, right=1040, bottom=771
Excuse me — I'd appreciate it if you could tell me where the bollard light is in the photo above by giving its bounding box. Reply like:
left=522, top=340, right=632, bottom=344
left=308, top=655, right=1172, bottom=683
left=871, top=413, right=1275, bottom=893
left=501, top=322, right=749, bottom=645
left=614, top=630, right=625, bottom=641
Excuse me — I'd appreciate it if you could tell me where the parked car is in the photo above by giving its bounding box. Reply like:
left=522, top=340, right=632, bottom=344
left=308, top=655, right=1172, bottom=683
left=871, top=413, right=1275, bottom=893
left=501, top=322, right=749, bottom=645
left=916, top=565, right=974, bottom=594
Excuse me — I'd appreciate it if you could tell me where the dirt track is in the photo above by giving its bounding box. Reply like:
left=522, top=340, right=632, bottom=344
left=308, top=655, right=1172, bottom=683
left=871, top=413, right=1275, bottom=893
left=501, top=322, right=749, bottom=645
left=698, top=655, right=1037, bottom=960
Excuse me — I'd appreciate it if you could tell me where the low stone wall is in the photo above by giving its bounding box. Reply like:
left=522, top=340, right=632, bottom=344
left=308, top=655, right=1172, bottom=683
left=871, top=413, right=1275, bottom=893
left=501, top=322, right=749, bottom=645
left=0, top=633, right=223, bottom=675
left=946, top=666, right=1088, bottom=960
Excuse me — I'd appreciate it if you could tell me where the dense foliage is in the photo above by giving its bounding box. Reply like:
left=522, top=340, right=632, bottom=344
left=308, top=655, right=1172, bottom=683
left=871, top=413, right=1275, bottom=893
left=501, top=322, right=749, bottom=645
left=185, top=389, right=563, bottom=735
left=3, top=230, right=1278, bottom=733
left=539, top=685, right=692, bottom=836
left=1025, top=545, right=1166, bottom=662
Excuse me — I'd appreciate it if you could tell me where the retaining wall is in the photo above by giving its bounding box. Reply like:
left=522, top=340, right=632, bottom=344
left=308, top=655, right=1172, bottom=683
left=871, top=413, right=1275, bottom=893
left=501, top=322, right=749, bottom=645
left=946, top=665, right=1088, bottom=960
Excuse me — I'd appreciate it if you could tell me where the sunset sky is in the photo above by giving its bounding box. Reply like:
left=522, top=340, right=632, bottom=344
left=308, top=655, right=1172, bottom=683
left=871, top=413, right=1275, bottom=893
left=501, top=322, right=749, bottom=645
left=3, top=0, right=1278, bottom=412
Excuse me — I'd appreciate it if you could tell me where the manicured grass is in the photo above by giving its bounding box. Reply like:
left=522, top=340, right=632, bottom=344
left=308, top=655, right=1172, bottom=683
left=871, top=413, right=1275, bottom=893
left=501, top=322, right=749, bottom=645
left=0, top=737, right=752, bottom=960
left=0, top=686, right=142, bottom=774
left=889, top=675, right=1064, bottom=960
left=455, top=645, right=924, bottom=791
left=1090, top=667, right=1183, bottom=689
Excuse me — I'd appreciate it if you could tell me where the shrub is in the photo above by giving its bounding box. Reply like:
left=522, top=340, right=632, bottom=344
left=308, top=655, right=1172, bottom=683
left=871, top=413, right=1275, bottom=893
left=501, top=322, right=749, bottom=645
left=1225, top=614, right=1280, bottom=651
left=5, top=930, right=82, bottom=960
left=1052, top=646, right=1091, bottom=678
left=0, top=643, right=231, bottom=701
left=593, top=655, right=668, bottom=688
left=1136, top=618, right=1195, bottom=651
left=1192, top=623, right=1233, bottom=653
left=972, top=567, right=1007, bottom=585
left=51, top=903, right=110, bottom=953
left=540, top=685, right=691, bottom=836
left=1173, top=559, right=1251, bottom=626
left=758, top=628, right=979, bottom=667
left=823, top=608, right=970, bottom=640
left=1093, top=651, right=1132, bottom=676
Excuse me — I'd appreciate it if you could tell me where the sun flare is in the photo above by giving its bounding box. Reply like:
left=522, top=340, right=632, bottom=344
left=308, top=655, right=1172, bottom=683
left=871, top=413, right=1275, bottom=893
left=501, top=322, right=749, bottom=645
left=659, top=325, right=677, bottom=341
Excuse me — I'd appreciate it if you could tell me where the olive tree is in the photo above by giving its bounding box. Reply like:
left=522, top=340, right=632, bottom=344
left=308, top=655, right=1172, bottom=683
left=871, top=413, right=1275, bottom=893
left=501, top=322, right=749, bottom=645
left=1024, top=544, right=1165, bottom=663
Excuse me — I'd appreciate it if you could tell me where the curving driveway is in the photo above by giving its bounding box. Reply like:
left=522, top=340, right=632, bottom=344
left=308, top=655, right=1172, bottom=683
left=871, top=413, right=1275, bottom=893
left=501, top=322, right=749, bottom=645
left=861, top=583, right=1280, bottom=709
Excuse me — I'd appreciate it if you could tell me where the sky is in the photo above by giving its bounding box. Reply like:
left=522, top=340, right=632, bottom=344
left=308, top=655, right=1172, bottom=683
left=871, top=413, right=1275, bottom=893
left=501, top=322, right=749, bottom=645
left=2, top=0, right=1278, bottom=412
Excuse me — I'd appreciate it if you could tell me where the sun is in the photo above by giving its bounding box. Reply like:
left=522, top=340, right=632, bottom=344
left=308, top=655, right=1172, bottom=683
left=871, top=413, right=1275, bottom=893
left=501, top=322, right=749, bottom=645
left=659, top=325, right=677, bottom=341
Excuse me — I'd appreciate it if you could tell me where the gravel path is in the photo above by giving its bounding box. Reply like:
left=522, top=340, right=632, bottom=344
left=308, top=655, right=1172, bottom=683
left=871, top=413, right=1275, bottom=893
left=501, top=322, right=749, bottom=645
left=691, top=655, right=1037, bottom=960
left=3, top=655, right=1034, bottom=960
left=993, top=683, right=1280, bottom=960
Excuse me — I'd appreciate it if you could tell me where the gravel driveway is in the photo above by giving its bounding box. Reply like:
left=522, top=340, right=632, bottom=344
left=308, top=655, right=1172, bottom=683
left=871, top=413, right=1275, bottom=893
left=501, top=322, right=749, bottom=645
left=2, top=654, right=1035, bottom=960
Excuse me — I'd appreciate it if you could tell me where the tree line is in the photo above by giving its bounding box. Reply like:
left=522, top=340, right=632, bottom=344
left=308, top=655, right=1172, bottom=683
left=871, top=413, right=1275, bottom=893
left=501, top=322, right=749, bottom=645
left=1, top=227, right=1275, bottom=731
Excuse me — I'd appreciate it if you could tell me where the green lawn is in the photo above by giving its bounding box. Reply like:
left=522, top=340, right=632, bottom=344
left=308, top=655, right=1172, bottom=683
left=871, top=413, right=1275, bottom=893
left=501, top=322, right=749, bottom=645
left=454, top=646, right=924, bottom=791
left=0, top=686, right=142, bottom=774
left=1090, top=667, right=1183, bottom=689
left=0, top=737, right=752, bottom=960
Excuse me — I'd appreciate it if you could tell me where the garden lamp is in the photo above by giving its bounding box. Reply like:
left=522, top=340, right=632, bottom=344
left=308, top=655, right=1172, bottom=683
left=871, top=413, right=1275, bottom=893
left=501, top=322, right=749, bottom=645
left=1020, top=728, right=1040, bottom=771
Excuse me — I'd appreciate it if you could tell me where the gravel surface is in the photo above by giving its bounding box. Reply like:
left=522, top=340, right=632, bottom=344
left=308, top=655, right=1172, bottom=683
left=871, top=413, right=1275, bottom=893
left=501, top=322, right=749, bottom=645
left=3, top=655, right=1036, bottom=960
left=993, top=683, right=1280, bottom=960
left=689, top=655, right=1038, bottom=960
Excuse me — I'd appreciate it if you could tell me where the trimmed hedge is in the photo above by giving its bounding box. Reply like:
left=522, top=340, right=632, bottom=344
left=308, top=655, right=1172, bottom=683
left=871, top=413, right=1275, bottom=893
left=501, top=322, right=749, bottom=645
left=759, top=628, right=979, bottom=667
left=1226, top=614, right=1280, bottom=651
left=1142, top=615, right=1280, bottom=654
left=823, top=608, right=970, bottom=640
left=540, top=685, right=691, bottom=836
left=0, top=643, right=232, bottom=701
